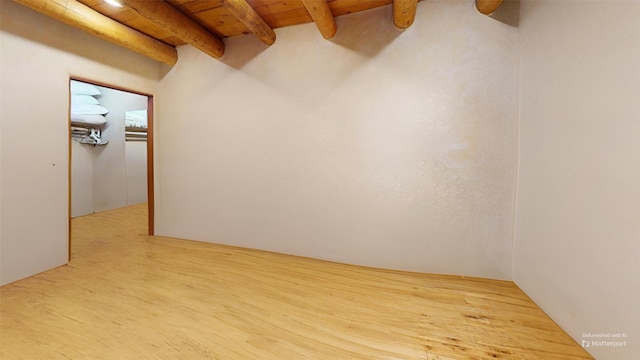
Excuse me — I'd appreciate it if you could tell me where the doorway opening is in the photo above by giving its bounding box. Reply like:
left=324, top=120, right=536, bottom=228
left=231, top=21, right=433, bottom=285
left=68, top=78, right=155, bottom=260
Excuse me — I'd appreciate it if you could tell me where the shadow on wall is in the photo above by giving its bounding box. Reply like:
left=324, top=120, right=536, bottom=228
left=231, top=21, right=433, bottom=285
left=220, top=35, right=271, bottom=70
left=219, top=5, right=404, bottom=70
left=330, top=6, right=404, bottom=57
left=0, top=1, right=160, bottom=80
left=488, top=0, right=520, bottom=28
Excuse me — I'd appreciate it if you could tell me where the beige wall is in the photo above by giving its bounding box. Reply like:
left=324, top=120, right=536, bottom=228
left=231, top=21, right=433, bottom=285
left=71, top=140, right=95, bottom=217
left=515, top=0, right=640, bottom=358
left=126, top=141, right=148, bottom=206
left=156, top=1, right=518, bottom=279
left=0, top=1, right=160, bottom=285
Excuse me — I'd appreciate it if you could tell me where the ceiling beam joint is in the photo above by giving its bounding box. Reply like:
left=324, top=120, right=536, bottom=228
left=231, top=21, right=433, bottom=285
left=476, top=0, right=505, bottom=15
left=122, top=0, right=225, bottom=59
left=222, top=0, right=276, bottom=46
left=393, top=0, right=419, bottom=29
left=301, top=0, right=337, bottom=39
left=11, top=0, right=178, bottom=65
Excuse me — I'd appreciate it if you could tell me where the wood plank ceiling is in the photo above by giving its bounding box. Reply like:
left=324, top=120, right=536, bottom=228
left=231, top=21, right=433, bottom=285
left=11, top=0, right=505, bottom=65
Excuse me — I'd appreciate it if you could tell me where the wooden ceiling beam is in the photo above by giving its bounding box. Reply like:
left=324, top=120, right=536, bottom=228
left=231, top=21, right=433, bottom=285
left=10, top=0, right=178, bottom=65
left=476, top=0, right=505, bottom=15
left=393, top=0, right=418, bottom=29
left=301, top=0, right=337, bottom=40
left=222, top=0, right=276, bottom=46
left=122, top=0, right=225, bottom=58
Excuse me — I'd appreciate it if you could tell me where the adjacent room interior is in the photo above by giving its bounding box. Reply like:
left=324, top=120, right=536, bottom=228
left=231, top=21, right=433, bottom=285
left=0, top=1, right=638, bottom=359
left=70, top=80, right=149, bottom=219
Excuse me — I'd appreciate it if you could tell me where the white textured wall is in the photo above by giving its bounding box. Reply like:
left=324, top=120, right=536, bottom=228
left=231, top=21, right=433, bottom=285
left=157, top=1, right=518, bottom=279
left=71, top=140, right=94, bottom=217
left=515, top=1, right=640, bottom=359
left=0, top=1, right=159, bottom=285
left=125, top=141, right=148, bottom=206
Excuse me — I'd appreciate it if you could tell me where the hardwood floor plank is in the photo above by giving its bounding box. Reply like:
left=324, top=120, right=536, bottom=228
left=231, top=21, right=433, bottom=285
left=1, top=204, right=593, bottom=359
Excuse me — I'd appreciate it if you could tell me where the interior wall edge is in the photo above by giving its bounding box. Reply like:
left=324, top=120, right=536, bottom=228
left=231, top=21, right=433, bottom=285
left=0, top=1, right=160, bottom=285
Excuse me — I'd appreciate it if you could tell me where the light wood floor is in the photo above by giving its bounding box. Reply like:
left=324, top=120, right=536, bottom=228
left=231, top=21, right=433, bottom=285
left=0, top=204, right=592, bottom=359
